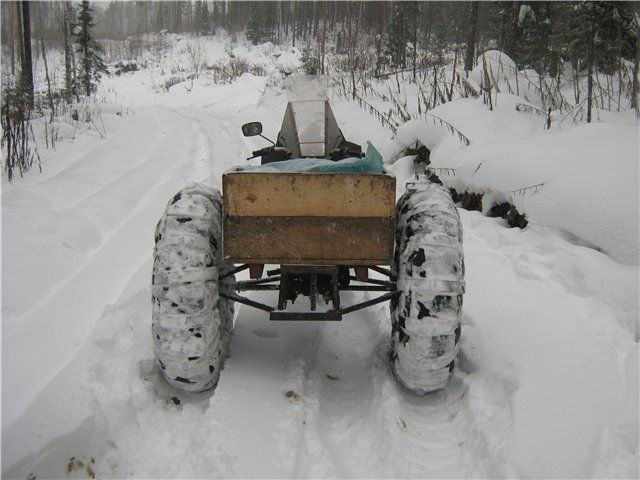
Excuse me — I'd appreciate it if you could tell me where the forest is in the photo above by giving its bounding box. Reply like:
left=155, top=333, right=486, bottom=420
left=1, top=1, right=639, bottom=180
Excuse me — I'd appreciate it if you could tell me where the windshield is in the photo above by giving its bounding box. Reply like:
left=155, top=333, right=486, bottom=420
left=276, top=95, right=346, bottom=159
left=290, top=100, right=325, bottom=157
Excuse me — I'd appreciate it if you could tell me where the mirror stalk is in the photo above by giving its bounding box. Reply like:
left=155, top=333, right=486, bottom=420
left=260, top=134, right=275, bottom=145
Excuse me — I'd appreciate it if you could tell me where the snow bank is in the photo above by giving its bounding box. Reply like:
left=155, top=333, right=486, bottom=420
left=461, top=208, right=639, bottom=478
left=391, top=94, right=639, bottom=265
left=468, top=50, right=517, bottom=90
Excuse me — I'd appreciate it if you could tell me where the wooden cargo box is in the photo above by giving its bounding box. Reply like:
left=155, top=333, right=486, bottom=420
left=222, top=172, right=396, bottom=265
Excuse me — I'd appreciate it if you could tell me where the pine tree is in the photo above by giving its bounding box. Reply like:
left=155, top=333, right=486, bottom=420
left=566, top=2, right=638, bottom=121
left=247, top=4, right=263, bottom=45
left=247, top=2, right=275, bottom=46
left=487, top=2, right=520, bottom=59
left=517, top=3, right=554, bottom=71
left=194, top=1, right=209, bottom=35
left=201, top=1, right=210, bottom=35
left=300, top=45, right=318, bottom=74
left=387, top=2, right=407, bottom=69
left=73, top=0, right=107, bottom=97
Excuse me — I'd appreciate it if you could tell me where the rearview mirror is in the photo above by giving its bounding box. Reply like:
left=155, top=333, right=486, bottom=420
left=242, top=122, right=263, bottom=137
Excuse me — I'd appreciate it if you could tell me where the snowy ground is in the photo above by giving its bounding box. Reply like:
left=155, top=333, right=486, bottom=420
left=2, top=37, right=639, bottom=479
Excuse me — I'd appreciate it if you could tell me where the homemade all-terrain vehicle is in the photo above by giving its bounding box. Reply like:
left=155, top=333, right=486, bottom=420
left=151, top=99, right=464, bottom=396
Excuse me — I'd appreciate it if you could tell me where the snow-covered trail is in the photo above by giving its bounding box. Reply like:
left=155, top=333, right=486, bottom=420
left=1, top=103, right=239, bottom=427
left=3, top=80, right=638, bottom=479
left=6, top=195, right=634, bottom=478
left=284, top=301, right=496, bottom=479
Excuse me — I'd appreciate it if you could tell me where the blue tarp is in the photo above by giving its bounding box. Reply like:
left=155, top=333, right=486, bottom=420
left=233, top=141, right=384, bottom=174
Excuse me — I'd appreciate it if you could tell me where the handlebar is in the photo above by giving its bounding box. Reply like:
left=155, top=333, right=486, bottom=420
left=246, top=146, right=293, bottom=161
left=246, top=146, right=273, bottom=160
left=328, top=146, right=365, bottom=161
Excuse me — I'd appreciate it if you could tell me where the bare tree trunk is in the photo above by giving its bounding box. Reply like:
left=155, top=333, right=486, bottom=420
left=503, top=1, right=519, bottom=59
left=631, top=31, right=639, bottom=116
left=432, top=66, right=438, bottom=107
left=11, top=1, right=18, bottom=75
left=20, top=0, right=34, bottom=108
left=63, top=1, right=74, bottom=102
left=276, top=0, right=281, bottom=44
left=423, top=2, right=433, bottom=68
left=449, top=45, right=459, bottom=101
left=586, top=27, right=594, bottom=123
left=11, top=41, right=16, bottom=75
left=412, top=4, right=418, bottom=82
left=40, top=37, right=55, bottom=121
left=292, top=1, right=296, bottom=47
left=355, top=0, right=362, bottom=46
left=347, top=2, right=352, bottom=52
left=464, top=1, right=478, bottom=71
left=312, top=1, right=318, bottom=38
left=332, top=0, right=337, bottom=32
left=320, top=13, right=327, bottom=75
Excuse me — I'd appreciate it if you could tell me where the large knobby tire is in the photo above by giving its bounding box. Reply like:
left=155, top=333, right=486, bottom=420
left=151, top=184, right=234, bottom=392
left=391, top=179, right=465, bottom=395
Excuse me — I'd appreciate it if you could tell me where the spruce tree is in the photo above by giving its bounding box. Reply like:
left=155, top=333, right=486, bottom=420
left=464, top=1, right=480, bottom=72
left=247, top=5, right=263, bottom=45
left=387, top=3, right=407, bottom=69
left=201, top=2, right=210, bottom=35
left=517, top=3, right=554, bottom=71
left=194, top=1, right=209, bottom=35
left=247, top=2, right=275, bottom=45
left=300, top=45, right=318, bottom=74
left=73, top=0, right=107, bottom=97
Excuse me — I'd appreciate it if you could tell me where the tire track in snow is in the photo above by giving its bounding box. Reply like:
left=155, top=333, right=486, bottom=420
left=3, top=106, right=191, bottom=318
left=165, top=107, right=240, bottom=187
left=287, top=307, right=385, bottom=477
left=15, top=109, right=169, bottom=211
left=285, top=296, right=499, bottom=478
left=2, top=105, right=236, bottom=428
left=5, top=107, right=196, bottom=322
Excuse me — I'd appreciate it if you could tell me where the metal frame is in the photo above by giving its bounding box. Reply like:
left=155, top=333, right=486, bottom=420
left=219, top=264, right=397, bottom=321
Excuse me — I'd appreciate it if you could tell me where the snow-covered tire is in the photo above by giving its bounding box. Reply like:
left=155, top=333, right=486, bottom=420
left=151, top=184, right=235, bottom=392
left=390, top=179, right=465, bottom=394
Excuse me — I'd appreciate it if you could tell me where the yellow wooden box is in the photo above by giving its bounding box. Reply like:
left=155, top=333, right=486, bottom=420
left=222, top=171, right=396, bottom=265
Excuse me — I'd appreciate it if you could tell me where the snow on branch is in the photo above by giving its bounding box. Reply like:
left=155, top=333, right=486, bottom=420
left=329, top=73, right=399, bottom=134
left=455, top=73, right=480, bottom=98
left=385, top=141, right=420, bottom=164
left=352, top=91, right=399, bottom=134
left=515, top=103, right=547, bottom=116
left=515, top=103, right=552, bottom=129
left=424, top=112, right=470, bottom=146
left=508, top=182, right=546, bottom=197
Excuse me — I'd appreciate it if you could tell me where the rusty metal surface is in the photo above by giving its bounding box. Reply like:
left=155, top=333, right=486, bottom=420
left=354, top=266, right=369, bottom=281
left=223, top=216, right=394, bottom=265
left=248, top=264, right=264, bottom=279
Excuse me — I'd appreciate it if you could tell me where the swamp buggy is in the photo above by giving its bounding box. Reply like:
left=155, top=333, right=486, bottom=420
left=151, top=100, right=465, bottom=396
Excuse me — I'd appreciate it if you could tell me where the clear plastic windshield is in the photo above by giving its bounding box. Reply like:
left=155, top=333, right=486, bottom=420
left=276, top=78, right=345, bottom=158
left=290, top=100, right=325, bottom=157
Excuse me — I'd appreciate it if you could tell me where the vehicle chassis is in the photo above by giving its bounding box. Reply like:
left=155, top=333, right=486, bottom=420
left=220, top=264, right=396, bottom=321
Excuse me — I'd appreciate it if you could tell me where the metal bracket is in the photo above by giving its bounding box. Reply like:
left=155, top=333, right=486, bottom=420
left=219, top=292, right=274, bottom=313
left=270, top=310, right=342, bottom=321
